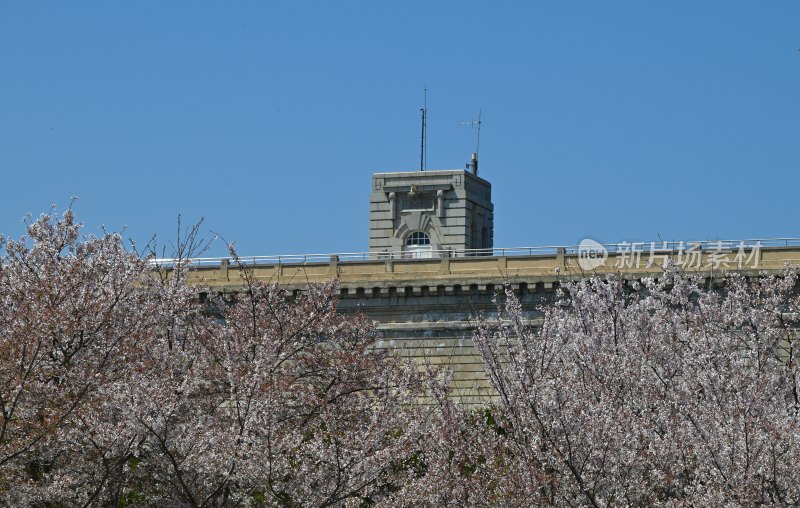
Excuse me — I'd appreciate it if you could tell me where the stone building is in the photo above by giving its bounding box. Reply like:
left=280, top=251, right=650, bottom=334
left=368, top=162, right=493, bottom=258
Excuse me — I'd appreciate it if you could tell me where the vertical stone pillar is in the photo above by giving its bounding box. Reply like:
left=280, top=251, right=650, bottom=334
left=388, top=192, right=396, bottom=220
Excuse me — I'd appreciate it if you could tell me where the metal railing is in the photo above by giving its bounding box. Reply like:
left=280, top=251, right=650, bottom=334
left=148, top=238, right=800, bottom=268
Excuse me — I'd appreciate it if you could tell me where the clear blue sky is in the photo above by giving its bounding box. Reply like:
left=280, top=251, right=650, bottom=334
left=1, top=2, right=798, bottom=257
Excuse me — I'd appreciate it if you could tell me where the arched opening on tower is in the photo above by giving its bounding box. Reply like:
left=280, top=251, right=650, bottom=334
left=405, top=231, right=433, bottom=259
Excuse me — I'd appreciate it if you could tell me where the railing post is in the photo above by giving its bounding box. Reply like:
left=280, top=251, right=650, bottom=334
left=497, top=256, right=507, bottom=271
left=440, top=255, right=451, bottom=274
left=556, top=247, right=566, bottom=271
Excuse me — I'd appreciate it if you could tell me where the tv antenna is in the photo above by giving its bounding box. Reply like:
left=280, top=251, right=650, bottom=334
left=460, top=109, right=482, bottom=157
left=420, top=87, right=427, bottom=171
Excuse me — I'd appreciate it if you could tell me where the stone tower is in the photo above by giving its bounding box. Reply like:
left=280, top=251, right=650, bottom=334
left=368, top=159, right=493, bottom=258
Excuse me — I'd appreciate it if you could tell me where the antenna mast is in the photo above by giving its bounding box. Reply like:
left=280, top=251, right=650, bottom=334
left=460, top=109, right=482, bottom=156
left=461, top=109, right=483, bottom=174
left=420, top=87, right=427, bottom=172
left=475, top=108, right=482, bottom=157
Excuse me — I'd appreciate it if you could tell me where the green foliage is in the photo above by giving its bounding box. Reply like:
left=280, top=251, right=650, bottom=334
left=116, top=490, right=146, bottom=507
left=393, top=449, right=428, bottom=479
left=481, top=408, right=506, bottom=436
left=127, top=456, right=141, bottom=471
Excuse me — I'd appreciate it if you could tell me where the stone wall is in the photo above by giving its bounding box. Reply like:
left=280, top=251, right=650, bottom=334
left=185, top=245, right=799, bottom=402
left=369, top=169, right=494, bottom=255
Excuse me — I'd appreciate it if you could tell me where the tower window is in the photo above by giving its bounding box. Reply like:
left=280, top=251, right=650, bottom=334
left=406, top=231, right=431, bottom=246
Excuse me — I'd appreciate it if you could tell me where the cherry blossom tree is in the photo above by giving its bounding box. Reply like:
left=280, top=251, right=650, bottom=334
left=0, top=207, right=186, bottom=504
left=415, top=268, right=800, bottom=506
left=0, top=209, right=433, bottom=507
left=117, top=272, right=433, bottom=507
